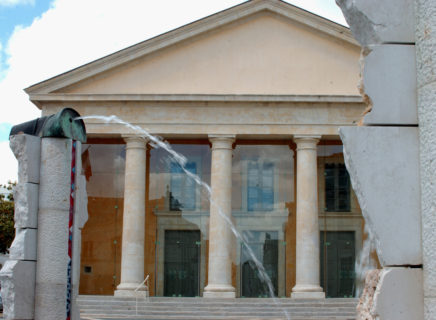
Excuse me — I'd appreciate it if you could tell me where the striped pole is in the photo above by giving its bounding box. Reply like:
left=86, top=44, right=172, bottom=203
left=66, top=140, right=76, bottom=320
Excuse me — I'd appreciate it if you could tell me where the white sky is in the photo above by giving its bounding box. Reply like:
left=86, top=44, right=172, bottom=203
left=0, top=0, right=347, bottom=184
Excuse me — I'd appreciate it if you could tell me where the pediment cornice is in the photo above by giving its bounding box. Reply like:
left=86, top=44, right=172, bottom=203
left=25, top=0, right=357, bottom=96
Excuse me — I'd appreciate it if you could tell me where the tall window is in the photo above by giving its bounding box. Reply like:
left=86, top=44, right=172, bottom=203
left=170, top=161, right=197, bottom=211
left=247, top=161, right=274, bottom=211
left=324, top=163, right=350, bottom=212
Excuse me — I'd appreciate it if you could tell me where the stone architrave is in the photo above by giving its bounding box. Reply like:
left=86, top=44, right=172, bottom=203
left=115, top=136, right=148, bottom=297
left=203, top=135, right=236, bottom=298
left=291, top=135, right=324, bottom=299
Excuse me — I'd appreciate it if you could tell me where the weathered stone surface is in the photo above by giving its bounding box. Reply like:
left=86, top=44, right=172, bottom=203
left=38, top=138, right=71, bottom=212
left=339, top=127, right=421, bottom=266
left=0, top=260, right=36, bottom=320
left=35, top=138, right=72, bottom=320
left=424, top=298, right=436, bottom=320
left=336, top=0, right=415, bottom=46
left=416, top=0, right=436, bottom=89
left=74, top=160, right=88, bottom=230
left=71, top=143, right=87, bottom=320
left=8, top=228, right=37, bottom=261
left=373, top=268, right=424, bottom=320
left=357, top=269, right=380, bottom=320
left=363, top=44, right=417, bottom=125
left=419, top=88, right=436, bottom=299
left=416, top=1, right=436, bottom=307
left=13, top=182, right=39, bottom=229
left=9, top=134, right=41, bottom=184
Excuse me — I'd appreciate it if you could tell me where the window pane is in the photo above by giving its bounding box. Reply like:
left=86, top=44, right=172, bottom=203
left=324, top=163, right=350, bottom=212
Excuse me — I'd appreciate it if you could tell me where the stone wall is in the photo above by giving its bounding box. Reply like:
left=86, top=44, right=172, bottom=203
left=336, top=0, right=435, bottom=319
left=0, top=135, right=87, bottom=320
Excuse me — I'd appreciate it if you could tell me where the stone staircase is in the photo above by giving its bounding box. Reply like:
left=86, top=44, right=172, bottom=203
left=78, top=295, right=358, bottom=320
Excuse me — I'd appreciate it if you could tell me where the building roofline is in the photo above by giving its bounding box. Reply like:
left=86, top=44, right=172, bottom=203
left=25, top=0, right=357, bottom=96
left=29, top=93, right=363, bottom=108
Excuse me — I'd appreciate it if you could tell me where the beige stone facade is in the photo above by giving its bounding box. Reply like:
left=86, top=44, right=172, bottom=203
left=26, top=0, right=366, bottom=299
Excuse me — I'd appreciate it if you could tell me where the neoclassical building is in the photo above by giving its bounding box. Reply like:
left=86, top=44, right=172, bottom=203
left=25, top=0, right=367, bottom=299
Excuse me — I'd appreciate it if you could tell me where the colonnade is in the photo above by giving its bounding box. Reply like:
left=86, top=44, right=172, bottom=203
left=114, top=134, right=324, bottom=299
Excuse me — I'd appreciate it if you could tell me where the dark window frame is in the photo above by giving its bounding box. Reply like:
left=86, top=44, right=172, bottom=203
left=324, top=163, right=351, bottom=212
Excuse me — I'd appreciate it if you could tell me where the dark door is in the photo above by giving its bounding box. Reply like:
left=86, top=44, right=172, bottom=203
left=164, top=230, right=200, bottom=297
left=241, top=231, right=278, bottom=297
left=320, top=231, right=355, bottom=298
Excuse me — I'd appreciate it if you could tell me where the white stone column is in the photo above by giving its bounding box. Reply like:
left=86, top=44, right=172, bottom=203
left=291, top=135, right=325, bottom=299
left=203, top=135, right=236, bottom=298
left=115, top=136, right=147, bottom=297
left=35, top=138, right=74, bottom=320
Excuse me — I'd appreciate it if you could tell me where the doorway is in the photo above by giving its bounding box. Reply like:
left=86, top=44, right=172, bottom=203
left=164, top=230, right=200, bottom=297
left=241, top=231, right=279, bottom=297
left=320, top=231, right=355, bottom=298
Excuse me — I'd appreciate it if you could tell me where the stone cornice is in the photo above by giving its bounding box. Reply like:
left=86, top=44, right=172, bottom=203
left=29, top=93, right=363, bottom=106
left=25, top=0, right=357, bottom=96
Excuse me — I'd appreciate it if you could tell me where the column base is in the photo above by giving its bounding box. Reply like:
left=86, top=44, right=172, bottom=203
left=291, top=284, right=325, bottom=299
left=291, top=291, right=325, bottom=299
left=114, top=283, right=148, bottom=297
left=203, top=284, right=236, bottom=298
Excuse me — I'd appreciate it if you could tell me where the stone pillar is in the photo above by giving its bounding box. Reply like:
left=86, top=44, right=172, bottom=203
left=34, top=138, right=78, bottom=320
left=416, top=1, right=436, bottom=317
left=0, top=134, right=40, bottom=320
left=291, top=135, right=324, bottom=299
left=115, top=136, right=147, bottom=297
left=203, top=135, right=236, bottom=298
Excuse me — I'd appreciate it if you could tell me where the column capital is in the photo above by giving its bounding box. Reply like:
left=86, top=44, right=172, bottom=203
left=122, top=135, right=148, bottom=149
left=293, top=135, right=321, bottom=151
left=208, top=134, right=235, bottom=150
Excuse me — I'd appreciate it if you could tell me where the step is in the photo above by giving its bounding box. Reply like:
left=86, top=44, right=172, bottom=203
left=81, top=315, right=355, bottom=320
left=78, top=295, right=357, bottom=320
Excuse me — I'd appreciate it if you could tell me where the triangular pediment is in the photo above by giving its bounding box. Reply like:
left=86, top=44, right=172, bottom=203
left=26, top=0, right=360, bottom=99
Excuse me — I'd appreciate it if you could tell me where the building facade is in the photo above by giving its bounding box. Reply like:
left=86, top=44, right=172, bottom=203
left=25, top=0, right=367, bottom=299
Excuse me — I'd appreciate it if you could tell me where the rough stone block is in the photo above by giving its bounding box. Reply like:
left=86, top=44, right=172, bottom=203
left=13, top=183, right=39, bottom=229
left=36, top=208, right=69, bottom=283
left=39, top=138, right=72, bottom=211
left=35, top=138, right=74, bottom=320
left=9, top=134, right=41, bottom=184
left=8, top=228, right=37, bottom=261
left=34, top=282, right=67, bottom=320
left=416, top=0, right=436, bottom=88
left=339, top=127, right=422, bottom=266
left=417, top=82, right=436, bottom=298
left=363, top=44, right=418, bottom=125
left=0, top=260, right=36, bottom=320
left=373, top=268, right=424, bottom=320
left=424, top=298, right=436, bottom=320
left=357, top=269, right=380, bottom=320
left=336, top=0, right=415, bottom=46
